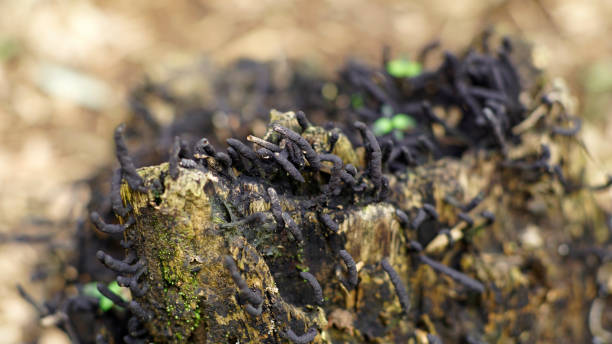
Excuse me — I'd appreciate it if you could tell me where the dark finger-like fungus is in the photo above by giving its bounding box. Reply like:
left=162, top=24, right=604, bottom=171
left=218, top=212, right=267, bottom=230
left=227, top=146, right=244, bottom=170
left=96, top=250, right=142, bottom=274
left=395, top=209, right=410, bottom=228
left=589, top=175, right=612, bottom=191
left=223, top=256, right=264, bottom=307
left=409, top=240, right=424, bottom=252
left=458, top=213, right=474, bottom=227
left=438, top=228, right=454, bottom=247
left=215, top=152, right=232, bottom=168
left=111, top=168, right=130, bottom=217
left=296, top=110, right=312, bottom=130
left=411, top=208, right=427, bottom=230
left=344, top=164, right=357, bottom=176
left=247, top=135, right=281, bottom=152
left=319, top=213, right=339, bottom=232
left=282, top=212, right=303, bottom=242
left=267, top=187, right=284, bottom=229
left=114, top=124, right=147, bottom=193
left=354, top=121, right=383, bottom=193
left=273, top=125, right=320, bottom=170
left=422, top=204, right=439, bottom=220
left=128, top=301, right=151, bottom=322
left=90, top=212, right=135, bottom=234
left=227, top=138, right=258, bottom=163
left=480, top=210, right=495, bottom=224
left=194, top=137, right=216, bottom=158
left=245, top=303, right=263, bottom=317
left=273, top=152, right=306, bottom=183
left=116, top=266, right=148, bottom=297
left=17, top=284, right=46, bottom=316
left=463, top=192, right=484, bottom=212
left=418, top=255, right=484, bottom=293
left=338, top=250, right=358, bottom=290
left=381, top=258, right=411, bottom=315
left=285, top=140, right=306, bottom=169
left=299, top=271, right=324, bottom=305
left=319, top=153, right=343, bottom=195
left=179, top=158, right=198, bottom=169
left=551, top=115, right=582, bottom=136
left=96, top=283, right=127, bottom=308
left=327, top=131, right=339, bottom=153
left=169, top=136, right=181, bottom=180
left=283, top=327, right=318, bottom=344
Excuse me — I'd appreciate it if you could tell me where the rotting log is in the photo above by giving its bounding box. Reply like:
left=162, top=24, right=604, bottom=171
left=106, top=106, right=609, bottom=343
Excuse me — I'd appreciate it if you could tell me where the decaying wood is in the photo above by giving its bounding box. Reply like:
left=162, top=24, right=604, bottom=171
left=106, top=101, right=611, bottom=343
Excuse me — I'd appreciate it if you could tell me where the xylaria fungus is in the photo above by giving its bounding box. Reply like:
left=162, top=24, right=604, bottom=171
left=354, top=121, right=383, bottom=193
left=95, top=250, right=142, bottom=274
left=283, top=327, right=319, bottom=344
left=55, top=36, right=611, bottom=343
left=194, top=137, right=216, bottom=157
left=338, top=250, right=358, bottom=290
left=168, top=136, right=181, bottom=180
left=111, top=168, right=130, bottom=217
left=248, top=134, right=282, bottom=152
left=411, top=208, right=428, bottom=230
left=282, top=212, right=303, bottom=242
left=273, top=151, right=306, bottom=183
left=114, top=124, right=147, bottom=193
left=224, top=255, right=264, bottom=307
left=96, top=283, right=127, bottom=308
left=381, top=258, right=411, bottom=315
left=319, top=213, right=339, bottom=233
left=295, top=110, right=312, bottom=130
left=299, top=271, right=324, bottom=306
left=273, top=125, right=321, bottom=170
left=227, top=137, right=258, bottom=163
left=267, top=187, right=285, bottom=229
left=90, top=211, right=134, bottom=234
left=418, top=255, right=485, bottom=293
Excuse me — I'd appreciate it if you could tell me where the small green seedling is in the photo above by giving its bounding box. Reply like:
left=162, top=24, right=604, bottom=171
left=83, top=281, right=125, bottom=312
left=351, top=94, right=364, bottom=109
left=373, top=113, right=416, bottom=136
left=386, top=59, right=422, bottom=78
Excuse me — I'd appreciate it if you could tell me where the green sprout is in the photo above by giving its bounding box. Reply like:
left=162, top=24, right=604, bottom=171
left=351, top=93, right=364, bottom=109
left=83, top=281, right=126, bottom=312
left=373, top=113, right=416, bottom=136
left=386, top=58, right=422, bottom=78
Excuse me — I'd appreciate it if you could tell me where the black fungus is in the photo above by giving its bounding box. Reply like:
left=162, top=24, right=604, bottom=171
left=381, top=258, right=411, bottom=315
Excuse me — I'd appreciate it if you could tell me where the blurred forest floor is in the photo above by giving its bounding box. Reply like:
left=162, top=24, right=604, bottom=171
left=0, top=0, right=611, bottom=342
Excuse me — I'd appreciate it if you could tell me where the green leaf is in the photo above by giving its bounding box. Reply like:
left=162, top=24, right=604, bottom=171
left=391, top=113, right=416, bottom=131
left=373, top=117, right=393, bottom=136
left=387, top=59, right=422, bottom=78
left=82, top=281, right=125, bottom=312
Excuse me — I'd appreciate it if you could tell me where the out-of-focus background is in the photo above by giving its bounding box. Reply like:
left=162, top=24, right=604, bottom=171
left=0, top=0, right=611, bottom=342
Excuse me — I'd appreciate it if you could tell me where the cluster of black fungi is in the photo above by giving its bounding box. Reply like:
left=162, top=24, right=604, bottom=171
left=17, top=35, right=612, bottom=343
